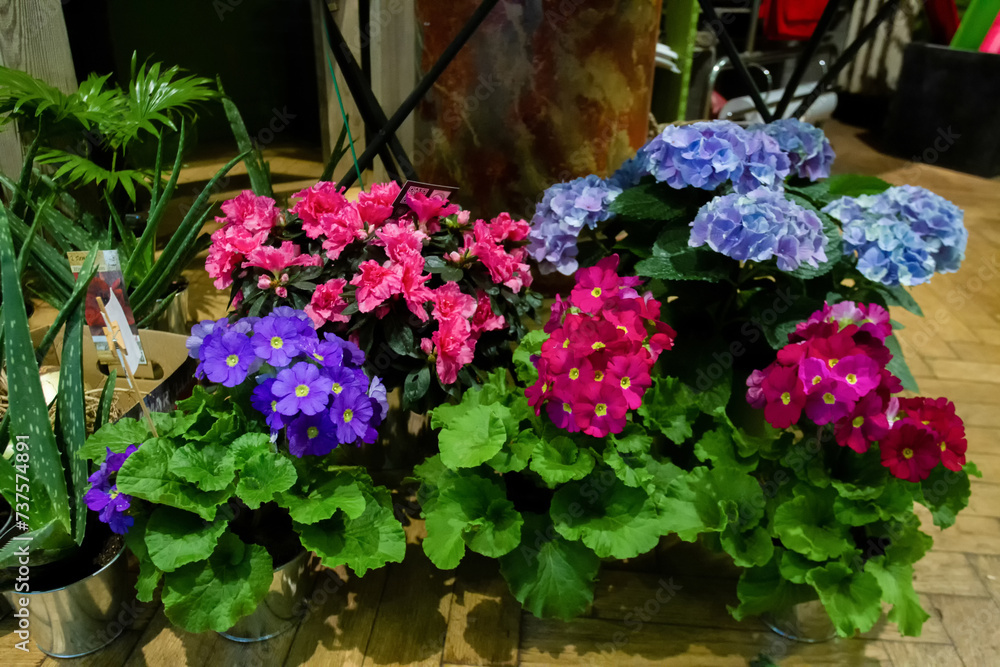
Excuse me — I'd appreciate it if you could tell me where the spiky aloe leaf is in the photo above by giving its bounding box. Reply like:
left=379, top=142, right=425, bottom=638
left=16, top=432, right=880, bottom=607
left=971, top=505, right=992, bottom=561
left=55, top=304, right=90, bottom=545
left=219, top=80, right=272, bottom=197
left=95, top=369, right=118, bottom=432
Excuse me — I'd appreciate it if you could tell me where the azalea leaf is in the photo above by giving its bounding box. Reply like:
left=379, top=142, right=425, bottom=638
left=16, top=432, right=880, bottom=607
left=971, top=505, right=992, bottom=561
left=551, top=476, right=662, bottom=559
left=145, top=505, right=230, bottom=572
left=499, top=513, right=600, bottom=621
left=236, top=452, right=298, bottom=510
left=161, top=532, right=273, bottom=633
left=529, top=435, right=596, bottom=488
left=805, top=561, right=884, bottom=637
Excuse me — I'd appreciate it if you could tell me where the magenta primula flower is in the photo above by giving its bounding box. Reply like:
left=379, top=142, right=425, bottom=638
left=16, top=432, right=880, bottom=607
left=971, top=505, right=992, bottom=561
left=272, top=362, right=331, bottom=416
left=834, top=392, right=889, bottom=453
left=798, top=357, right=830, bottom=392
left=830, top=354, right=881, bottom=400
left=573, top=381, right=629, bottom=437
left=761, top=365, right=806, bottom=428
left=570, top=255, right=621, bottom=312
left=804, top=379, right=855, bottom=425
left=606, top=354, right=652, bottom=410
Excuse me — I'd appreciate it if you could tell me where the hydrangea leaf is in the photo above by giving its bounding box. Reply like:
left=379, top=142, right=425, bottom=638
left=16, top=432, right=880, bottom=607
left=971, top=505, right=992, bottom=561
left=694, top=428, right=757, bottom=473
left=513, top=330, right=548, bottom=385
left=634, top=249, right=731, bottom=283
left=79, top=418, right=151, bottom=464
left=720, top=525, right=774, bottom=568
left=237, top=452, right=298, bottom=509
left=297, top=488, right=405, bottom=577
left=729, top=553, right=817, bottom=621
left=915, top=465, right=971, bottom=529
left=609, top=181, right=695, bottom=222
left=826, top=174, right=893, bottom=197
left=551, top=477, right=661, bottom=559
left=169, top=441, right=238, bottom=492
left=499, top=513, right=600, bottom=621
left=161, top=532, right=273, bottom=633
left=865, top=558, right=928, bottom=636
left=637, top=376, right=699, bottom=444
left=117, top=437, right=233, bottom=520
left=437, top=403, right=509, bottom=469
left=656, top=466, right=764, bottom=542
left=773, top=485, right=855, bottom=561
left=145, top=505, right=230, bottom=572
left=530, top=435, right=596, bottom=488
left=276, top=466, right=367, bottom=524
left=805, top=561, right=884, bottom=636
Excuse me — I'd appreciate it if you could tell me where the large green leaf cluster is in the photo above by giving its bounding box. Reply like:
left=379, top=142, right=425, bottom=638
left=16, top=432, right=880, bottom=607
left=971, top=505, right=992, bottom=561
left=79, top=385, right=404, bottom=633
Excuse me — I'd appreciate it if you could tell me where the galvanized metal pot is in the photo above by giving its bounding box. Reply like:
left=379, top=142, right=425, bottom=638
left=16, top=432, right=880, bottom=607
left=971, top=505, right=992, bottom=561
left=0, top=543, right=131, bottom=657
left=763, top=599, right=837, bottom=643
left=219, top=549, right=314, bottom=642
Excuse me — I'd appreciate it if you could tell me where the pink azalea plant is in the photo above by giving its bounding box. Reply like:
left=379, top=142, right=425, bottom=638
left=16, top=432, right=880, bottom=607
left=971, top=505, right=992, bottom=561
left=526, top=255, right=676, bottom=438
left=206, top=183, right=539, bottom=407
left=746, top=301, right=967, bottom=482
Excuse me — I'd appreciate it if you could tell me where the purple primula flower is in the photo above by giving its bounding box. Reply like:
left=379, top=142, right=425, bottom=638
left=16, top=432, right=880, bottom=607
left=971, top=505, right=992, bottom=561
left=689, top=187, right=827, bottom=271
left=367, top=376, right=389, bottom=422
left=272, top=362, right=331, bottom=416
left=327, top=365, right=364, bottom=399
left=823, top=185, right=965, bottom=286
left=526, top=175, right=622, bottom=275
left=327, top=334, right=365, bottom=367
left=271, top=306, right=312, bottom=323
left=286, top=413, right=340, bottom=457
left=230, top=316, right=259, bottom=335
left=186, top=318, right=228, bottom=360
left=86, top=446, right=138, bottom=535
left=252, top=316, right=306, bottom=367
left=305, top=338, right=345, bottom=367
left=638, top=121, right=790, bottom=194
left=250, top=378, right=287, bottom=431
left=751, top=118, right=835, bottom=181
left=330, top=388, right=375, bottom=444
left=200, top=331, right=255, bottom=387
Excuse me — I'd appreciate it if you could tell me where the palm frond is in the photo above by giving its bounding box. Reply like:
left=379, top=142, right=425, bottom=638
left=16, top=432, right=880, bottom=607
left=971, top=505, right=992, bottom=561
left=35, top=148, right=152, bottom=201
left=0, top=67, right=115, bottom=129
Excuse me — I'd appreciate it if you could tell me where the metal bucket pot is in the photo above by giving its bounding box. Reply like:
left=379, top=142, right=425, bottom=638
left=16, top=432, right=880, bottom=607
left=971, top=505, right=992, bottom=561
left=219, top=550, right=314, bottom=642
left=0, top=543, right=131, bottom=657
left=763, top=599, right=837, bottom=643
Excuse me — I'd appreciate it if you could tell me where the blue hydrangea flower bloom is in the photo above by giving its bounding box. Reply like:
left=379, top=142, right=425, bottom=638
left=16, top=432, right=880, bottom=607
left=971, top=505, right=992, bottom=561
left=638, top=121, right=790, bottom=194
left=607, top=155, right=648, bottom=190
left=689, top=187, right=827, bottom=271
left=201, top=331, right=256, bottom=387
left=526, top=175, right=622, bottom=275
left=824, top=185, right=966, bottom=286
left=751, top=118, right=835, bottom=181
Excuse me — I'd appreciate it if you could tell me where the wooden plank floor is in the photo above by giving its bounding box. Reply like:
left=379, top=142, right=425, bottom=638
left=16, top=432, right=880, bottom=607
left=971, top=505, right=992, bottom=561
left=4, top=121, right=1000, bottom=665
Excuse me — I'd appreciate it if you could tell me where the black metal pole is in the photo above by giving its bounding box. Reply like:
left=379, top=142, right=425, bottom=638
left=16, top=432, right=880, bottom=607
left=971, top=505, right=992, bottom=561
left=339, top=0, right=502, bottom=188
left=773, top=0, right=847, bottom=119
left=791, top=0, right=900, bottom=119
left=360, top=0, right=373, bottom=146
left=696, top=0, right=773, bottom=122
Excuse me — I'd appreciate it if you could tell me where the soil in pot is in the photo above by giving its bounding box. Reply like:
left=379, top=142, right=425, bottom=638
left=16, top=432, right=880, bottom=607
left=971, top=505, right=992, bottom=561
left=1, top=517, right=123, bottom=592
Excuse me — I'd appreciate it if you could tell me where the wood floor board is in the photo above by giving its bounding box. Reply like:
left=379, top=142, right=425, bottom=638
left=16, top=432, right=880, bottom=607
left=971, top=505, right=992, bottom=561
left=442, top=556, right=520, bottom=667
left=881, top=641, right=964, bottom=667
left=913, top=551, right=990, bottom=597
left=927, top=594, right=1000, bottom=667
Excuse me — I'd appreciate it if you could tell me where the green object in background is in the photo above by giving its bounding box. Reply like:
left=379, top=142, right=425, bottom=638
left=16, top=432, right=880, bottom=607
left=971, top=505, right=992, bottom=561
left=654, top=0, right=700, bottom=122
left=951, top=0, right=1000, bottom=50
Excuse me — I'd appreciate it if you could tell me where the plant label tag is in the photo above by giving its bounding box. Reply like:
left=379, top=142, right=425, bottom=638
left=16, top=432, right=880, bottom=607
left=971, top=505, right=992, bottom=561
left=391, top=180, right=458, bottom=217
left=68, top=249, right=147, bottom=367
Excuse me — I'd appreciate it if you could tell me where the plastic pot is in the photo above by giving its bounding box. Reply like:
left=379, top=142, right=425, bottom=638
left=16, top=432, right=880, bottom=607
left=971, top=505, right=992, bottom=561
left=218, top=549, right=315, bottom=642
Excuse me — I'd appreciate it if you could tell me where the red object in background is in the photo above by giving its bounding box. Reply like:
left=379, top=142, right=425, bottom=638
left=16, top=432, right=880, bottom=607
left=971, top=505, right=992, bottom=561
left=923, top=0, right=961, bottom=44
left=759, top=0, right=830, bottom=41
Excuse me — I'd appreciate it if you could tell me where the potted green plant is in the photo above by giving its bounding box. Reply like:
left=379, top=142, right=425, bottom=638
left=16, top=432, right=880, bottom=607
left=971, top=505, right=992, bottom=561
left=80, top=306, right=406, bottom=638
left=0, top=205, right=132, bottom=658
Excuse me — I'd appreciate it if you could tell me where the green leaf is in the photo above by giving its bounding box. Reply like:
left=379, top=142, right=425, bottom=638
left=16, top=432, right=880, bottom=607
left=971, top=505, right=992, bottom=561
left=423, top=509, right=469, bottom=570
left=720, top=525, right=774, bottom=568
left=551, top=476, right=662, bottom=559
left=874, top=284, right=923, bottom=317
left=779, top=549, right=820, bottom=585
left=80, top=418, right=152, bottom=464
left=297, top=488, right=406, bottom=577
left=488, top=430, right=538, bottom=474
left=637, top=375, right=698, bottom=444
left=603, top=447, right=656, bottom=489
left=55, top=305, right=90, bottom=544
left=656, top=466, right=764, bottom=542
left=805, top=561, right=884, bottom=637
left=865, top=558, right=928, bottom=636
left=513, top=330, right=548, bottom=385
left=608, top=181, right=694, bottom=221
left=170, top=442, right=238, bottom=492
left=228, top=432, right=272, bottom=467
left=145, top=505, right=230, bottom=572
left=117, top=437, right=233, bottom=520
left=437, top=403, right=510, bottom=469
left=826, top=174, right=893, bottom=197
left=430, top=474, right=523, bottom=561
left=609, top=422, right=654, bottom=454
left=125, top=513, right=162, bottom=602
left=915, top=466, right=971, bottom=529
left=276, top=466, right=367, bottom=524
left=404, top=366, right=431, bottom=406
left=694, top=428, right=757, bottom=473
left=529, top=435, right=596, bottom=488
left=634, top=249, right=731, bottom=283
left=236, top=452, right=298, bottom=510
left=499, top=513, right=600, bottom=621
left=773, top=485, right=855, bottom=561
left=730, top=552, right=817, bottom=621
left=885, top=333, right=919, bottom=393
left=161, top=532, right=273, bottom=633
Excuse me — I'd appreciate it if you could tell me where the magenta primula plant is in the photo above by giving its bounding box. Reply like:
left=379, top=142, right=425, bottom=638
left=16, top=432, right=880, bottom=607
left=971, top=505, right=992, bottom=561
left=205, top=182, right=540, bottom=408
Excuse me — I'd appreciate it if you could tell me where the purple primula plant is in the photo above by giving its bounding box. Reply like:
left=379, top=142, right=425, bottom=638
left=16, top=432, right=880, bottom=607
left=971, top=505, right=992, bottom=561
left=84, top=445, right=139, bottom=535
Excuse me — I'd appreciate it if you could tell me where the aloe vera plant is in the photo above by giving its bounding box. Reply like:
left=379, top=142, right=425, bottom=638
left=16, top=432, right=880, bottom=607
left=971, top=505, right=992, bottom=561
left=0, top=204, right=99, bottom=570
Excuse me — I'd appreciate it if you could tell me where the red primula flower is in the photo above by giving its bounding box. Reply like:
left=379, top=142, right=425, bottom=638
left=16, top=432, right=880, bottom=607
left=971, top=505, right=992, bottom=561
left=762, top=365, right=806, bottom=428
left=834, top=392, right=890, bottom=453
left=880, top=418, right=941, bottom=482
left=898, top=397, right=968, bottom=471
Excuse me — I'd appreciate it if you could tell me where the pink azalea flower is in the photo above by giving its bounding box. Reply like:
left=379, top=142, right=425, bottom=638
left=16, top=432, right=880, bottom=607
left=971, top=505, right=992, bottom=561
left=350, top=260, right=403, bottom=312
left=206, top=245, right=242, bottom=289
left=405, top=192, right=459, bottom=232
left=304, top=278, right=349, bottom=327
left=217, top=190, right=280, bottom=233
left=487, top=212, right=531, bottom=243
left=471, top=292, right=505, bottom=333
left=399, top=262, right=434, bottom=322
left=243, top=241, right=322, bottom=274
left=291, top=182, right=348, bottom=237
left=834, top=392, right=889, bottom=453
left=356, top=182, right=399, bottom=228
left=374, top=221, right=428, bottom=263
left=431, top=317, right=476, bottom=385
left=431, top=282, right=477, bottom=321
